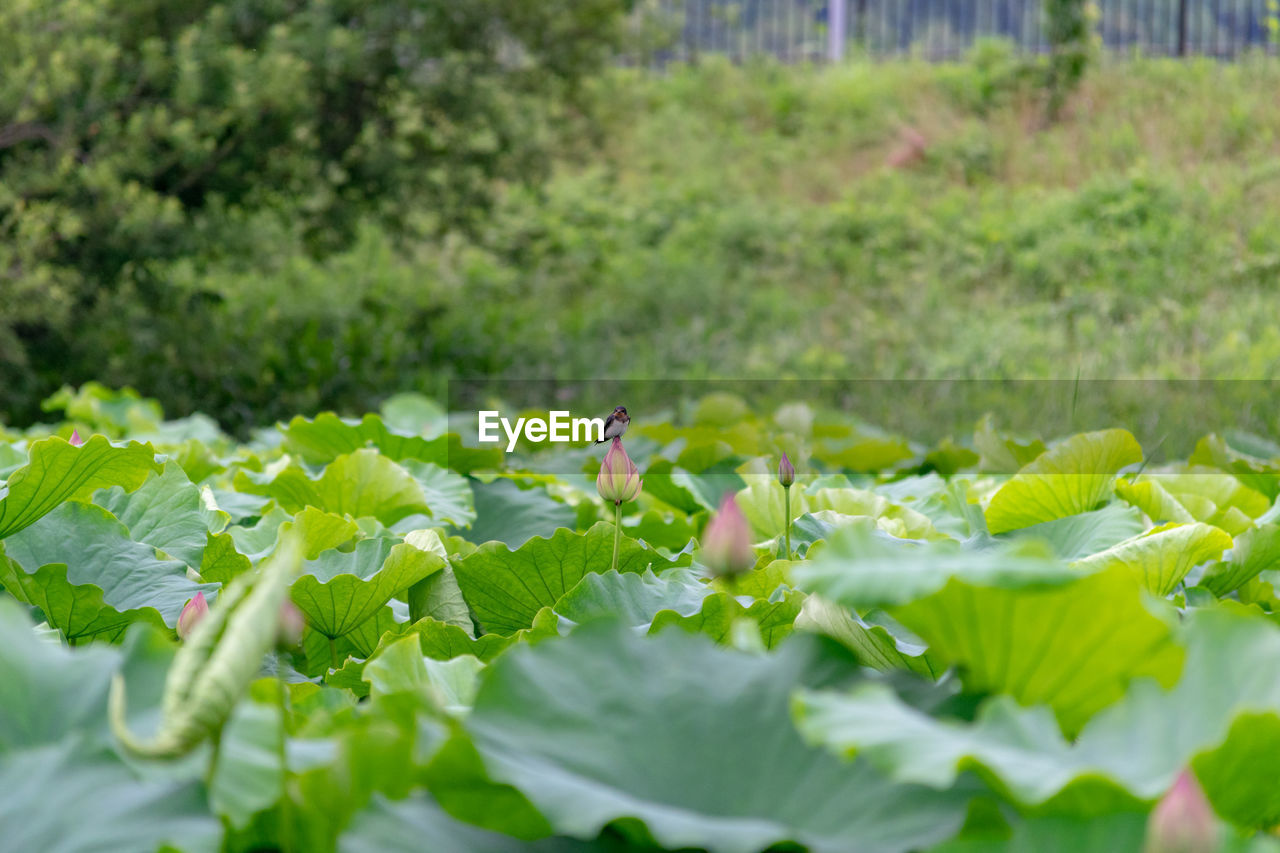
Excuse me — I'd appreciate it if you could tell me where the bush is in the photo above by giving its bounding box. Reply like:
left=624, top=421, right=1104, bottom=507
left=0, top=0, right=627, bottom=426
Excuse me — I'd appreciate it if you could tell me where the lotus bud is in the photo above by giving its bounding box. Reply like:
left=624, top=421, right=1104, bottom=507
left=778, top=452, right=795, bottom=487
left=177, top=592, right=209, bottom=641
left=597, top=438, right=642, bottom=504
left=69, top=429, right=84, bottom=447
left=702, top=495, right=755, bottom=578
left=277, top=600, right=305, bottom=649
left=1145, top=769, right=1217, bottom=853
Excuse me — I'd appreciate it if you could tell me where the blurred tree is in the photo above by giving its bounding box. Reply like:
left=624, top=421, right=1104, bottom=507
left=1044, top=0, right=1092, bottom=116
left=0, top=0, right=625, bottom=423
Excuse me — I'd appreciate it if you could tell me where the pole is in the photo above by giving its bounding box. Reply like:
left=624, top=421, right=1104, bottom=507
left=1177, top=0, right=1189, bottom=54
left=828, top=0, right=847, bottom=60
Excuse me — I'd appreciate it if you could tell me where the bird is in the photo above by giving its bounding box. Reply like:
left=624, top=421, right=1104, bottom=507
left=594, top=406, right=630, bottom=444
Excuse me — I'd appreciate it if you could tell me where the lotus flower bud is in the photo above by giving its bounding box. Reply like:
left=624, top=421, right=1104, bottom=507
left=778, top=452, right=795, bottom=487
left=177, top=592, right=209, bottom=641
left=69, top=429, right=84, bottom=447
left=702, top=495, right=755, bottom=578
left=277, top=600, right=306, bottom=648
left=1145, top=769, right=1217, bottom=853
left=597, top=438, right=642, bottom=504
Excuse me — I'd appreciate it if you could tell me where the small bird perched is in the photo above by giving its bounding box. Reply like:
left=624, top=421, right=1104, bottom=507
left=594, top=406, right=630, bottom=444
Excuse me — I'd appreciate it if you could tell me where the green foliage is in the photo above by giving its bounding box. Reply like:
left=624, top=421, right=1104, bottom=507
left=1043, top=0, right=1092, bottom=114
left=4, top=393, right=1280, bottom=849
left=7, top=57, right=1280, bottom=430
left=0, top=0, right=625, bottom=428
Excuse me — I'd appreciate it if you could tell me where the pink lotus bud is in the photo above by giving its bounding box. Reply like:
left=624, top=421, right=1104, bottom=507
left=596, top=438, right=642, bottom=504
left=1145, top=769, right=1218, bottom=853
left=277, top=600, right=306, bottom=648
left=778, top=452, right=795, bottom=487
left=702, top=495, right=755, bottom=578
left=177, top=592, right=209, bottom=640
left=69, top=429, right=84, bottom=447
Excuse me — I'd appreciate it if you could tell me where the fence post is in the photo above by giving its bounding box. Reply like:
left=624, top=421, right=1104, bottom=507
left=828, top=0, right=847, bottom=61
left=1177, top=0, right=1188, bottom=54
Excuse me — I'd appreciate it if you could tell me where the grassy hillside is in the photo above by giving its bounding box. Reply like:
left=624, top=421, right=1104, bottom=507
left=50, top=51, right=1280, bottom=429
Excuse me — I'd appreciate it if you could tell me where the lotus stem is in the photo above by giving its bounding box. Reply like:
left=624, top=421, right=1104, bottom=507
left=611, top=501, right=622, bottom=573
left=276, top=659, right=293, bottom=853
left=205, top=725, right=223, bottom=789
left=784, top=485, right=792, bottom=561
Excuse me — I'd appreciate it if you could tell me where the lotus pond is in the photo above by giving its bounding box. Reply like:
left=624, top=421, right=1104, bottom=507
left=3, top=385, right=1280, bottom=852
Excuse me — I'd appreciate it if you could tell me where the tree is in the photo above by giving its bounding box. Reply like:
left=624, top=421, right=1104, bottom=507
left=1044, top=0, right=1092, bottom=116
left=0, top=0, right=626, bottom=423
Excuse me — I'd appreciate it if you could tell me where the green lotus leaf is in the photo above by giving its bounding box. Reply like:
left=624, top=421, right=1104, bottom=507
left=281, top=408, right=500, bottom=473
left=42, top=383, right=164, bottom=434
left=0, top=435, right=161, bottom=540
left=461, top=477, right=575, bottom=548
left=95, top=463, right=228, bottom=568
left=409, top=564, right=473, bottom=631
left=814, top=433, right=916, bottom=473
left=1115, top=478, right=1197, bottom=525
left=208, top=699, right=284, bottom=830
left=1119, top=472, right=1269, bottom=536
left=924, top=438, right=981, bottom=477
left=792, top=522, right=1075, bottom=609
left=226, top=507, right=293, bottom=560
left=228, top=506, right=359, bottom=566
left=984, top=429, right=1142, bottom=534
left=402, top=459, right=476, bottom=528
left=302, top=618, right=397, bottom=680
left=808, top=487, right=946, bottom=541
left=291, top=537, right=445, bottom=640
left=363, top=634, right=484, bottom=713
left=237, top=449, right=471, bottom=528
left=280, top=412, right=440, bottom=464
left=0, top=502, right=216, bottom=641
left=624, top=507, right=700, bottom=552
left=0, top=600, right=219, bottom=852
left=0, top=442, right=27, bottom=479
left=644, top=457, right=744, bottom=515
left=734, top=457, right=808, bottom=539
left=973, top=415, right=1048, bottom=474
left=1070, top=520, right=1233, bottom=595
left=445, top=621, right=974, bottom=853
left=1190, top=433, right=1280, bottom=500
left=408, top=608, right=562, bottom=664
left=340, top=793, right=599, bottom=853
left=929, top=812, right=1152, bottom=853
left=650, top=589, right=803, bottom=648
left=708, top=558, right=793, bottom=599
left=1201, top=523, right=1280, bottom=596
left=305, top=606, right=409, bottom=672
left=789, top=511, right=858, bottom=555
left=554, top=568, right=712, bottom=628
left=453, top=522, right=676, bottom=635
left=1002, top=504, right=1144, bottom=561
left=795, top=595, right=944, bottom=678
left=894, top=563, right=1183, bottom=734
left=796, top=607, right=1280, bottom=828
left=380, top=392, right=449, bottom=436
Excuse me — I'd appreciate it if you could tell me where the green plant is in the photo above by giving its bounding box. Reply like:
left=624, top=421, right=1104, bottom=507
left=5, top=389, right=1280, bottom=849
left=1043, top=0, right=1094, bottom=115
left=0, top=0, right=625, bottom=425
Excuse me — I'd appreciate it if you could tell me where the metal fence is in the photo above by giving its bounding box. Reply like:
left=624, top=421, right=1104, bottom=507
left=626, top=0, right=1280, bottom=63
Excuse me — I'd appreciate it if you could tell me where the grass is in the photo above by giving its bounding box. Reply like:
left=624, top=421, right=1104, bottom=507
left=165, top=49, right=1280, bottom=426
